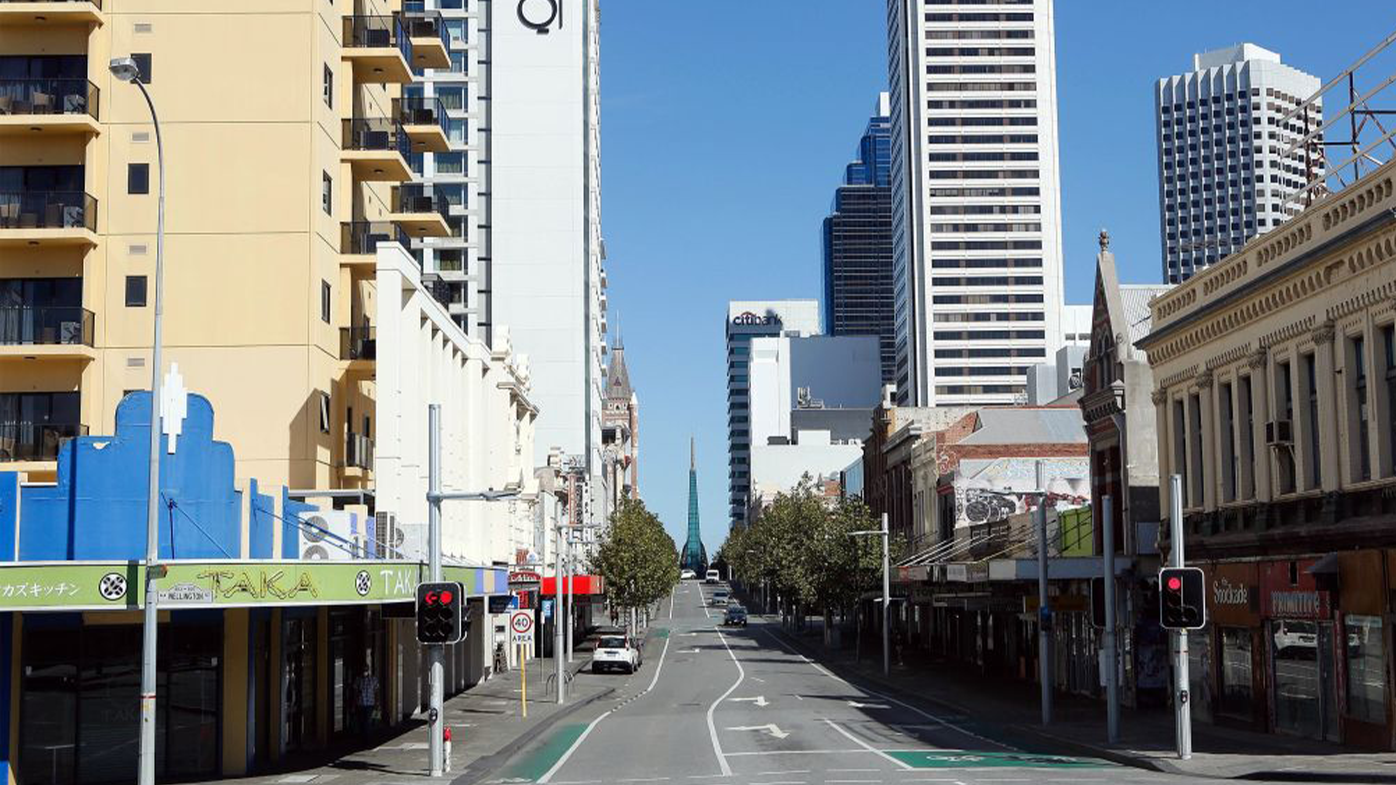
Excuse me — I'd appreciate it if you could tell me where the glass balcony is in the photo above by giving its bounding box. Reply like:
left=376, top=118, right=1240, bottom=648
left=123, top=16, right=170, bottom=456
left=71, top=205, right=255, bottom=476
left=341, top=118, right=412, bottom=181
left=342, top=15, right=413, bottom=84
left=340, top=326, right=376, bottom=362
left=0, top=421, right=86, bottom=463
left=0, top=0, right=102, bottom=25
left=0, top=78, right=98, bottom=118
left=403, top=13, right=450, bottom=70
left=391, top=185, right=451, bottom=236
left=0, top=190, right=97, bottom=235
left=393, top=96, right=450, bottom=152
left=341, top=221, right=408, bottom=256
left=0, top=305, right=93, bottom=346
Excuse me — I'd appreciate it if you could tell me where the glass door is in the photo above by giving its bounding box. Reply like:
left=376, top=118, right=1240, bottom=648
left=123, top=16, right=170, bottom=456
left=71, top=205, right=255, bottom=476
left=1317, top=622, right=1340, bottom=742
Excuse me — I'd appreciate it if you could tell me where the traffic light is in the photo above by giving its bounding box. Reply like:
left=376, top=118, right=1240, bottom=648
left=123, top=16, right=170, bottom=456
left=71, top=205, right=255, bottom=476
left=1158, top=567, right=1206, bottom=629
left=417, top=581, right=466, bottom=644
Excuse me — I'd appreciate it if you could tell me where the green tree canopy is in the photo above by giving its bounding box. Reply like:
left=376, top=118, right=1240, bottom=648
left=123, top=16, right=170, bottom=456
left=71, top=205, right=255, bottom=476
left=593, top=497, right=678, bottom=612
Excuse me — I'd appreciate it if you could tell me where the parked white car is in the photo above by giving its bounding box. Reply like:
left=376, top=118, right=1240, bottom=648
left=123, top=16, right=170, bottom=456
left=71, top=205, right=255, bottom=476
left=592, top=634, right=641, bottom=674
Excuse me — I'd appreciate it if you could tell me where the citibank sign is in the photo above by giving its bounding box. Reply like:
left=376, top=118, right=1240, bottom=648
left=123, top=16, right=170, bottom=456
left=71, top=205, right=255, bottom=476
left=732, top=312, right=782, bottom=327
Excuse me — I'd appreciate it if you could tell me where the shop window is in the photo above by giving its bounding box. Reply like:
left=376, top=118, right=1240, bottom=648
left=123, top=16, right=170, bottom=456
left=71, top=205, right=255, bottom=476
left=1219, top=627, right=1253, bottom=720
left=1346, top=615, right=1386, bottom=725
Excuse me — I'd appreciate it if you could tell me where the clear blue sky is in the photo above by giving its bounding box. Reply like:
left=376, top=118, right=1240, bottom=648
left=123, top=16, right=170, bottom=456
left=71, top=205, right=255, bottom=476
left=598, top=1, right=1389, bottom=554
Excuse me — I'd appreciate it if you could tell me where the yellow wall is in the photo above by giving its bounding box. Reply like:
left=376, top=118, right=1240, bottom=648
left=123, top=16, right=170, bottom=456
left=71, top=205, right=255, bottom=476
left=221, top=608, right=250, bottom=777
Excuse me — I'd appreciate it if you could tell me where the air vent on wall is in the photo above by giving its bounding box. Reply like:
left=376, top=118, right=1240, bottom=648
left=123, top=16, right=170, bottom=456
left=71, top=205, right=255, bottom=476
left=127, top=357, right=146, bottom=368
left=134, top=23, right=153, bottom=33
left=132, top=132, right=150, bottom=143
left=129, top=244, right=147, bottom=255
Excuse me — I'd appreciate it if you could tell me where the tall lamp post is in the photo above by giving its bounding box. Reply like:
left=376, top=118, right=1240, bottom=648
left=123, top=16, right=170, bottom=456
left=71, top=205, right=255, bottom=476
left=110, top=56, right=164, bottom=785
left=849, top=512, right=890, bottom=677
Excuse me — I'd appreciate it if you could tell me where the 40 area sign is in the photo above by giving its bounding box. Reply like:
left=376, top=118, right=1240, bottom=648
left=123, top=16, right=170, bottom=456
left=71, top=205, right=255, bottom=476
left=510, top=609, right=534, bottom=644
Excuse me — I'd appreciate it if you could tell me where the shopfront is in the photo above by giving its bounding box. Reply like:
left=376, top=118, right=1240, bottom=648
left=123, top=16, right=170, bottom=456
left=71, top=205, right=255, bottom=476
left=1260, top=558, right=1340, bottom=742
left=1197, top=561, right=1264, bottom=730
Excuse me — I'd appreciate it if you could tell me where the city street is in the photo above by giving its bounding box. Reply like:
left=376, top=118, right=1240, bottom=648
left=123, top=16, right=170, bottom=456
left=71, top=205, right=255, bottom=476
left=486, top=583, right=1259, bottom=785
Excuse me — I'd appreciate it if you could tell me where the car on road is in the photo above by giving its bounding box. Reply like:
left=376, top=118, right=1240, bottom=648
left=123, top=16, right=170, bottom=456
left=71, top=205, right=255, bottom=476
left=710, top=589, right=730, bottom=606
left=680, top=569, right=697, bottom=580
left=723, top=605, right=748, bottom=627
left=705, top=569, right=721, bottom=584
left=592, top=634, right=641, bottom=674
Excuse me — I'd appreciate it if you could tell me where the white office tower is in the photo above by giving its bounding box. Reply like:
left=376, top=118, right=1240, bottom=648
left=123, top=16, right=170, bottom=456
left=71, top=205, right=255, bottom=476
left=726, top=301, right=821, bottom=528
left=886, top=0, right=1065, bottom=407
left=1155, top=44, right=1322, bottom=284
left=491, top=0, right=609, bottom=523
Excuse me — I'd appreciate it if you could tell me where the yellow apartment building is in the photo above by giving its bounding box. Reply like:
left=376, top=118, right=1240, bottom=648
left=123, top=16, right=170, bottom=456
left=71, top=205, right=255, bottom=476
left=0, top=0, right=452, bottom=495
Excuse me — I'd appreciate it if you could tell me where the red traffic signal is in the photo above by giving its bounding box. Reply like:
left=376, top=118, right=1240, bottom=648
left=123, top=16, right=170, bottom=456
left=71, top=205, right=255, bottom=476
left=1159, top=567, right=1205, bottom=630
left=417, top=581, right=466, bottom=644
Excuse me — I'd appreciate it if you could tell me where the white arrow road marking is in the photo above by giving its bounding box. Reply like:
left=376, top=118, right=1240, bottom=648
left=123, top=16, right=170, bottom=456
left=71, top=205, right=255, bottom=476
left=847, top=700, right=891, bottom=710
left=679, top=648, right=703, bottom=653
left=751, top=677, right=766, bottom=683
left=731, top=695, right=769, bottom=707
left=726, top=724, right=790, bottom=740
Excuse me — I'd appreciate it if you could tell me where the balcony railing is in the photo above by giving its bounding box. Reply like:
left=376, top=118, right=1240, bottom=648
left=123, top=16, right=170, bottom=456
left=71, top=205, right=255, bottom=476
left=0, top=306, right=94, bottom=347
left=403, top=13, right=449, bottom=46
left=0, top=191, right=97, bottom=231
left=341, top=221, right=408, bottom=255
left=0, top=78, right=98, bottom=118
left=343, top=15, right=411, bottom=62
left=394, top=185, right=450, bottom=220
left=340, top=326, right=376, bottom=361
left=345, top=432, right=374, bottom=470
left=342, top=117, right=410, bottom=159
left=0, top=0, right=101, bottom=7
left=393, top=96, right=447, bottom=128
left=0, top=421, right=86, bottom=463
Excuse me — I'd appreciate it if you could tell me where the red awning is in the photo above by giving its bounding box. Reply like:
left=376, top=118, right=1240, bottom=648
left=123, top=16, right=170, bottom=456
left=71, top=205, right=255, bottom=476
left=541, top=575, right=605, bottom=596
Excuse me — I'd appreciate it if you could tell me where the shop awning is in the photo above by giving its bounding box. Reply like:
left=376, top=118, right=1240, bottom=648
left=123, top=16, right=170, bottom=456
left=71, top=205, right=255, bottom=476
left=541, top=575, right=605, bottom=595
left=1306, top=552, right=1340, bottom=575
left=0, top=559, right=509, bottom=612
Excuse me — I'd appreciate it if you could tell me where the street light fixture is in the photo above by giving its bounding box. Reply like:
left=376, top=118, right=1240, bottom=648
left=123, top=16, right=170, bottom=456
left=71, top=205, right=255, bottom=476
left=111, top=54, right=165, bottom=785
left=848, top=512, right=890, bottom=677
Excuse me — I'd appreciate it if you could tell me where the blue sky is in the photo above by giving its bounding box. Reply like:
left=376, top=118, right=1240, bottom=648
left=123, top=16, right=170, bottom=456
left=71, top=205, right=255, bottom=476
left=598, top=1, right=1388, bottom=553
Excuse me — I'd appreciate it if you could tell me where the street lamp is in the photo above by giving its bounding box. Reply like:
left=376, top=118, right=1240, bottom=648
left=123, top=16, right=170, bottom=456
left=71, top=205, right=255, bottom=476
left=849, top=512, right=890, bottom=677
left=111, top=55, right=164, bottom=785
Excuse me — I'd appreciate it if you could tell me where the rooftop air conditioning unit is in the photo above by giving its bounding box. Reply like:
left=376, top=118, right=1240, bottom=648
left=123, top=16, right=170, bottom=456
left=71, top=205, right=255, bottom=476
left=300, top=510, right=363, bottom=561
left=1265, top=419, right=1293, bottom=446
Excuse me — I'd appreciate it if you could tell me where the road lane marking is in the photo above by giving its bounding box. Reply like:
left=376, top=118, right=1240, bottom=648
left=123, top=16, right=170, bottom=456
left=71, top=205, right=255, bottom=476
left=617, top=779, right=670, bottom=783
left=760, top=627, right=1015, bottom=752
left=706, top=626, right=745, bottom=776
left=725, top=723, right=789, bottom=739
left=725, top=750, right=877, bottom=757
left=823, top=719, right=913, bottom=771
left=748, top=781, right=805, bottom=785
left=537, top=635, right=674, bottom=784
left=730, top=695, right=769, bottom=707
left=829, top=769, right=881, bottom=773
left=751, top=771, right=809, bottom=776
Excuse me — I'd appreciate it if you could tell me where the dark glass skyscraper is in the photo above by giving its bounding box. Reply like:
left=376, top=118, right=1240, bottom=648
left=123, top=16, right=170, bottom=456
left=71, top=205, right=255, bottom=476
left=823, top=94, right=895, bottom=384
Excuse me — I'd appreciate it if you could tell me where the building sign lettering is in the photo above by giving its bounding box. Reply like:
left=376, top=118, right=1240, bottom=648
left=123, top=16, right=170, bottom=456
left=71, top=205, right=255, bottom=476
left=199, top=569, right=319, bottom=601
left=1267, top=590, right=1330, bottom=619
left=731, top=311, right=782, bottom=327
left=1212, top=578, right=1249, bottom=606
left=517, top=0, right=562, bottom=34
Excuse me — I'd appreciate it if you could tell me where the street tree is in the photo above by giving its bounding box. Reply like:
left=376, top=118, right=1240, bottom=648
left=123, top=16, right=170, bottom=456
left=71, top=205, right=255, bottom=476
left=593, top=497, right=678, bottom=631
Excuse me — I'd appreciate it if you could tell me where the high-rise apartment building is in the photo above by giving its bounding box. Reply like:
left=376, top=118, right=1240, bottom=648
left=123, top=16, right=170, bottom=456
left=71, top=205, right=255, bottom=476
left=823, top=93, right=896, bottom=384
left=1155, top=44, right=1322, bottom=283
left=404, top=0, right=610, bottom=524
left=886, top=0, right=1065, bottom=407
left=726, top=300, right=819, bottom=528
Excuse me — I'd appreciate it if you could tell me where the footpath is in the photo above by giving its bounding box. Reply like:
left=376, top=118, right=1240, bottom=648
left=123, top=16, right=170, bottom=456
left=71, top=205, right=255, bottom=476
left=767, top=615, right=1396, bottom=782
left=220, top=641, right=611, bottom=785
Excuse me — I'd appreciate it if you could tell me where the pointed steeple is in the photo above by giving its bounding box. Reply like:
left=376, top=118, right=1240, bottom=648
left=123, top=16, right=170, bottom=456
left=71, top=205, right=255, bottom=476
left=605, top=330, right=633, bottom=402
left=690, top=435, right=695, bottom=471
left=681, top=437, right=707, bottom=572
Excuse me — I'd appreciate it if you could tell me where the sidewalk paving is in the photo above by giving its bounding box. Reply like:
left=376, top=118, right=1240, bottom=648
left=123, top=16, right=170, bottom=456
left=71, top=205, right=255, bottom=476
left=767, top=617, right=1396, bottom=782
left=221, top=643, right=611, bottom=785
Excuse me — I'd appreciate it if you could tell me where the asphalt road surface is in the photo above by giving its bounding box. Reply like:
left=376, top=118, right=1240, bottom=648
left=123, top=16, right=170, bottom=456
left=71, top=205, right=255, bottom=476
left=486, top=582, right=1256, bottom=785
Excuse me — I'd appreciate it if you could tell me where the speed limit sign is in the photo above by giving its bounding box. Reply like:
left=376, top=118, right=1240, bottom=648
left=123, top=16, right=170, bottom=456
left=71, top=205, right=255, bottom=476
left=510, top=610, right=534, bottom=643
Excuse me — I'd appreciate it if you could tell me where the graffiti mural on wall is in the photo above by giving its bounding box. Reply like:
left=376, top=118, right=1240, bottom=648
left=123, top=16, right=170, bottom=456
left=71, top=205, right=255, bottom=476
left=951, top=457, right=1089, bottom=528
left=957, top=489, right=1023, bottom=526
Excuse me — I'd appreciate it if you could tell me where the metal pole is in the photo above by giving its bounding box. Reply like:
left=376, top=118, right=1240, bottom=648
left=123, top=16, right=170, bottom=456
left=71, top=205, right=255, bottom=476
left=880, top=513, right=890, bottom=677
left=1036, top=502, right=1052, bottom=725
left=565, top=533, right=574, bottom=663
left=1170, top=474, right=1192, bottom=760
left=136, top=76, right=164, bottom=785
left=428, top=405, right=445, bottom=777
left=1102, top=495, right=1119, bottom=743
left=554, top=525, right=565, bottom=704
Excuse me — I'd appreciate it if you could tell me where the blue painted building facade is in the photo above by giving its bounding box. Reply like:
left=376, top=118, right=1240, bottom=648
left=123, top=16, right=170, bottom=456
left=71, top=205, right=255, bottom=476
left=0, top=392, right=506, bottom=784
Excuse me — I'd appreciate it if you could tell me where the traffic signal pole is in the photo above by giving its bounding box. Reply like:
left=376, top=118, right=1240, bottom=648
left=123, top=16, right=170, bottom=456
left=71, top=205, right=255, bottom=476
left=1036, top=502, right=1052, bottom=725
left=1102, top=495, right=1119, bottom=744
left=1170, top=474, right=1192, bottom=760
left=428, top=405, right=446, bottom=777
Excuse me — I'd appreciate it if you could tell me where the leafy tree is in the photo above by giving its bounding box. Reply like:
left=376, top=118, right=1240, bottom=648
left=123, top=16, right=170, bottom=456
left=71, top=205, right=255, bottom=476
left=593, top=498, right=678, bottom=623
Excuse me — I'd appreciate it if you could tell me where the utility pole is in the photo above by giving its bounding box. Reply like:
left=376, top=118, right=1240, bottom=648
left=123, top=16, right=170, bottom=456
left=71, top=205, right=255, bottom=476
left=1170, top=474, right=1192, bottom=759
left=880, top=512, right=890, bottom=677
left=554, top=523, right=565, bottom=703
left=1102, top=495, right=1119, bottom=743
left=1036, top=501, right=1052, bottom=725
left=427, top=405, right=445, bottom=778
left=423, top=405, right=520, bottom=777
